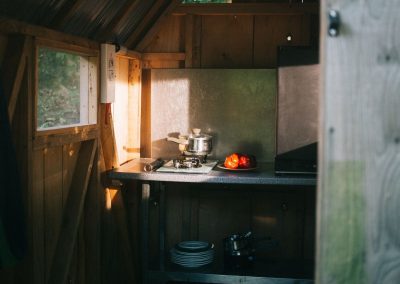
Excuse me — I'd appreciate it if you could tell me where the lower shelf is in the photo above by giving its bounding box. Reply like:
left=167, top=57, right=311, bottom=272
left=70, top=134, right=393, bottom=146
left=147, top=259, right=314, bottom=284
left=147, top=270, right=313, bottom=284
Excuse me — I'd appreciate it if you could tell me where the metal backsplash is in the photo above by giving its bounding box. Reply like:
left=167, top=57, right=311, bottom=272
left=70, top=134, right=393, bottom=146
left=150, top=69, right=277, bottom=162
left=277, top=64, right=319, bottom=155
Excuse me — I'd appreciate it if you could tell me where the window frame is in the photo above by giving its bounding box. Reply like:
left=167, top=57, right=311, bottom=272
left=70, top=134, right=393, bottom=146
left=34, top=38, right=99, bottom=136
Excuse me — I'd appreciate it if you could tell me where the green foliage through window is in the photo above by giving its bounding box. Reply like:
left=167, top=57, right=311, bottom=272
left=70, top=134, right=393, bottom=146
left=38, top=48, right=81, bottom=129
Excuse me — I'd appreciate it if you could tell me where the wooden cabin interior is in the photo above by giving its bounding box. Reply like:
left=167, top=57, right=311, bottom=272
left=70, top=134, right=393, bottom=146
left=1, top=0, right=399, bottom=284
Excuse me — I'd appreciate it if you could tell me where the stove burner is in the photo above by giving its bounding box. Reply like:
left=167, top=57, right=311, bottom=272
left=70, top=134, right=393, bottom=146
left=173, top=156, right=202, bottom=169
left=182, top=154, right=208, bottom=163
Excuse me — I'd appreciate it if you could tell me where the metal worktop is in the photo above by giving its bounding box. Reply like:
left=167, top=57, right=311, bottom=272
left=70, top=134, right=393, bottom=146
left=109, top=158, right=316, bottom=186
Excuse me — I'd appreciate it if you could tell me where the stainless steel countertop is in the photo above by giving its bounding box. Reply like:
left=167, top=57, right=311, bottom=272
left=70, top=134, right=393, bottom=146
left=108, top=158, right=316, bottom=186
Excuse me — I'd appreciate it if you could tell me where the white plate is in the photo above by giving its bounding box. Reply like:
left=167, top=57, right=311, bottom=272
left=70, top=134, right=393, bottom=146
left=172, top=249, right=214, bottom=257
left=217, top=164, right=257, bottom=171
left=171, top=258, right=213, bottom=268
left=171, top=253, right=213, bottom=262
left=177, top=241, right=210, bottom=250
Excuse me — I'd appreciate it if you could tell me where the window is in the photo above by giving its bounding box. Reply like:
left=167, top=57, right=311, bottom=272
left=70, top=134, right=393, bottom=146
left=37, top=46, right=97, bottom=131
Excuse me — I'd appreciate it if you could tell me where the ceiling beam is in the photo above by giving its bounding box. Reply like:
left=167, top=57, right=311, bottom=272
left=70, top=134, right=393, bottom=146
left=173, top=2, right=319, bottom=16
left=141, top=52, right=185, bottom=61
left=0, top=17, right=99, bottom=49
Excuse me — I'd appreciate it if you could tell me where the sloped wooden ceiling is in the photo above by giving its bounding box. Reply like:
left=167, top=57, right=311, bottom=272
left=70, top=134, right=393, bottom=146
left=0, top=0, right=318, bottom=50
left=0, top=0, right=180, bottom=50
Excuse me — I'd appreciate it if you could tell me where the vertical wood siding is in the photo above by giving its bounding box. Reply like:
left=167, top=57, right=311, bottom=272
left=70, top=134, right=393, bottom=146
left=317, top=0, right=400, bottom=283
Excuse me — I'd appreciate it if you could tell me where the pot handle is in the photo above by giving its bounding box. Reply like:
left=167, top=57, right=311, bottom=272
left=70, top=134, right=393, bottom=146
left=192, top=128, right=201, bottom=135
left=166, top=136, right=189, bottom=145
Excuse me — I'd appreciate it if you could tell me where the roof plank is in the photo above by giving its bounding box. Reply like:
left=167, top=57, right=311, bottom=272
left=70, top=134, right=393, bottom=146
left=124, top=0, right=166, bottom=49
left=124, top=0, right=181, bottom=51
left=50, top=0, right=86, bottom=29
left=96, top=0, right=142, bottom=41
left=135, top=0, right=182, bottom=51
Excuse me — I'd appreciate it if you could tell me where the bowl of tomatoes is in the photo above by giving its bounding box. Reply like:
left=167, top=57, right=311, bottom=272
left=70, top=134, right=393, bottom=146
left=218, top=153, right=257, bottom=171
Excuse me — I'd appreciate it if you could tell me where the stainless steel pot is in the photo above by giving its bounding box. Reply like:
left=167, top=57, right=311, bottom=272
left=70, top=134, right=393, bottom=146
left=167, top=128, right=212, bottom=156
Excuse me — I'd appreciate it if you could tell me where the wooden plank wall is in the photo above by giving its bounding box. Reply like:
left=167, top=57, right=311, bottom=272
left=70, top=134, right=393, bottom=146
left=0, top=25, right=101, bottom=284
left=142, top=13, right=318, bottom=68
left=162, top=184, right=315, bottom=267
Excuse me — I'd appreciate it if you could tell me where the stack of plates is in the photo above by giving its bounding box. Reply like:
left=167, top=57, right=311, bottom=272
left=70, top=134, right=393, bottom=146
left=170, top=241, right=214, bottom=268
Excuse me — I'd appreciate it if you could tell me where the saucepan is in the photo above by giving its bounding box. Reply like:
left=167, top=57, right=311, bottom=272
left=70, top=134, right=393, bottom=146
left=167, top=128, right=213, bottom=156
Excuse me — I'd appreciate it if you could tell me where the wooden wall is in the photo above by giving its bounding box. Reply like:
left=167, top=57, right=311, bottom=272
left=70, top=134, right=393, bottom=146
left=142, top=13, right=318, bottom=68
left=159, top=184, right=315, bottom=264
left=0, top=23, right=101, bottom=284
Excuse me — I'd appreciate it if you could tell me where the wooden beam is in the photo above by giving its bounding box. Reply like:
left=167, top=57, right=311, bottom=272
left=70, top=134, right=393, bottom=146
left=140, top=70, right=151, bottom=158
left=33, top=127, right=99, bottom=150
left=35, top=37, right=98, bottom=57
left=126, top=58, right=142, bottom=160
left=50, top=0, right=86, bottom=29
left=13, top=36, right=34, bottom=284
left=0, top=17, right=99, bottom=50
left=136, top=0, right=182, bottom=51
left=141, top=52, right=185, bottom=61
left=1, top=35, right=29, bottom=122
left=116, top=47, right=142, bottom=60
left=96, top=0, right=141, bottom=41
left=100, top=104, right=119, bottom=169
left=173, top=2, right=319, bottom=15
left=47, top=139, right=97, bottom=284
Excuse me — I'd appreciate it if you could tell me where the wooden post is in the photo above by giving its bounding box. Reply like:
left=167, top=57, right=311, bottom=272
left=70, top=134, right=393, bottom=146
left=0, top=35, right=29, bottom=122
left=317, top=1, right=400, bottom=283
left=140, top=69, right=152, bottom=158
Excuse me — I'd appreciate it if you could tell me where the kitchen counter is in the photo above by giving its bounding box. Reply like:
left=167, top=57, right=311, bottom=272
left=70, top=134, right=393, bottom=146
left=109, top=158, right=316, bottom=284
left=108, top=158, right=316, bottom=186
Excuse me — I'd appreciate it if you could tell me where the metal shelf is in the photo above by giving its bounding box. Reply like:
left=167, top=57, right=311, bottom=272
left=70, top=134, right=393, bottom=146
left=148, top=270, right=313, bottom=284
left=147, top=259, right=314, bottom=284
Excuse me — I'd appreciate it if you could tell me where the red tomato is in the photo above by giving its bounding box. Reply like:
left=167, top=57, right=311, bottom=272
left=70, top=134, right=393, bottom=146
left=224, top=153, right=239, bottom=169
left=238, top=154, right=251, bottom=168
